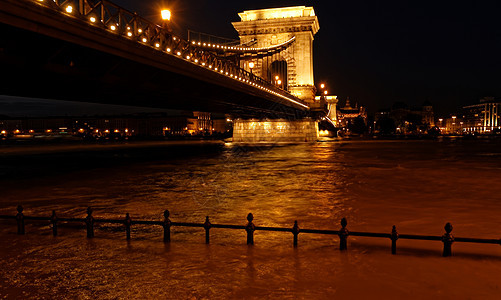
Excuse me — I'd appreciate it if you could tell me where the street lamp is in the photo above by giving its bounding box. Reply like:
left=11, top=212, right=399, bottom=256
left=161, top=9, right=172, bottom=33
left=248, top=62, right=255, bottom=74
left=161, top=9, right=171, bottom=21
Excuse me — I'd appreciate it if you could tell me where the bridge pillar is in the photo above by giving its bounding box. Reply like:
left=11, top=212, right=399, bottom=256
left=233, top=119, right=318, bottom=143
left=233, top=6, right=320, bottom=104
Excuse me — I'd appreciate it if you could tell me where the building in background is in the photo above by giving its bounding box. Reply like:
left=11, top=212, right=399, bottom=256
left=336, top=98, right=367, bottom=128
left=462, top=97, right=500, bottom=134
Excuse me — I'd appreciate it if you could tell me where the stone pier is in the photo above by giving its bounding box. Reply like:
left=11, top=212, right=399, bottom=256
left=233, top=119, right=318, bottom=143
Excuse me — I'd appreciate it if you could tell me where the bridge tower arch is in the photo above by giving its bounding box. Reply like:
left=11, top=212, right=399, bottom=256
left=232, top=6, right=320, bottom=104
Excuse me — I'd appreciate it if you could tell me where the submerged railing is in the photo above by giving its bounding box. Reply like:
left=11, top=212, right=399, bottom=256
left=1, top=205, right=500, bottom=257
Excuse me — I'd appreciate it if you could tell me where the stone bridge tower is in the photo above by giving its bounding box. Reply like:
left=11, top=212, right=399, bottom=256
left=232, top=6, right=320, bottom=104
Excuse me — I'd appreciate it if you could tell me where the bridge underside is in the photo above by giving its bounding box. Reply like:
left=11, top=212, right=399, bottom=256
left=1, top=24, right=308, bottom=119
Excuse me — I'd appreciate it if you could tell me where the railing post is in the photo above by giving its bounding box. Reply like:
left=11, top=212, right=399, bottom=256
left=391, top=225, right=398, bottom=254
left=245, top=213, right=255, bottom=245
left=125, top=213, right=131, bottom=240
left=204, top=216, right=211, bottom=244
left=292, top=220, right=300, bottom=247
left=16, top=205, right=24, bottom=235
left=163, top=210, right=171, bottom=243
left=50, top=210, right=58, bottom=237
left=338, top=217, right=349, bottom=250
left=85, top=207, right=94, bottom=238
left=442, top=222, right=454, bottom=257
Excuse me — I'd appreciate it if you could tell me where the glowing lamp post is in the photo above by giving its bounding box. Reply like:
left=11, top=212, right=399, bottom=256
left=161, top=9, right=171, bottom=21
left=161, top=9, right=172, bottom=33
left=248, top=62, right=255, bottom=74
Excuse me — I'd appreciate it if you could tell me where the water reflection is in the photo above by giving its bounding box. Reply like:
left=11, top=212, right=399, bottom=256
left=1, top=140, right=501, bottom=297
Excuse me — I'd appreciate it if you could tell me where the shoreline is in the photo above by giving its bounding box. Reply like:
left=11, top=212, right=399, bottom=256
left=0, top=139, right=225, bottom=156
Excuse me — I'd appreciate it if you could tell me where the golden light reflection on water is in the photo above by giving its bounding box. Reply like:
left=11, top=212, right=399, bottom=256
left=1, top=140, right=501, bottom=298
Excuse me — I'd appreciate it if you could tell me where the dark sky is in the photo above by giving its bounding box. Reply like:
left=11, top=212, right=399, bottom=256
left=110, top=0, right=501, bottom=116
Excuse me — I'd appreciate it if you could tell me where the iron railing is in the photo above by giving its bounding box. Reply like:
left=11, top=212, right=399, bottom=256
left=24, top=0, right=308, bottom=109
left=1, top=205, right=500, bottom=257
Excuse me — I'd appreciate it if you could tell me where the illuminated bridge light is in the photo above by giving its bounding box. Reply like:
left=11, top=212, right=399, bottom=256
left=110, top=25, right=116, bottom=31
left=173, top=37, right=177, bottom=41
left=166, top=48, right=171, bottom=52
left=192, top=41, right=196, bottom=45
left=177, top=51, right=181, bottom=55
left=186, top=55, right=190, bottom=59
left=127, top=32, right=132, bottom=37
left=89, top=17, right=96, bottom=23
left=65, top=6, right=73, bottom=13
left=203, top=43, right=206, bottom=46
left=209, top=65, right=212, bottom=69
left=155, top=43, right=160, bottom=48
left=198, top=42, right=201, bottom=45
left=142, top=38, right=147, bottom=43
left=225, top=72, right=228, bottom=75
left=215, top=68, right=218, bottom=71
left=194, top=59, right=198, bottom=63
left=202, top=62, right=206, bottom=66
left=138, top=29, right=142, bottom=33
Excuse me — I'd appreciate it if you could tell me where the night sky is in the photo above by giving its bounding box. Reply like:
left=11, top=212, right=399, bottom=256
left=111, top=0, right=500, bottom=116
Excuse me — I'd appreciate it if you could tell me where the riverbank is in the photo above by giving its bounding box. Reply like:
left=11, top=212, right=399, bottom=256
left=0, top=139, right=226, bottom=156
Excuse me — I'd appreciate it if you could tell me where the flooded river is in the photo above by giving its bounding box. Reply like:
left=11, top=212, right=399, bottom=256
left=1, top=139, right=500, bottom=298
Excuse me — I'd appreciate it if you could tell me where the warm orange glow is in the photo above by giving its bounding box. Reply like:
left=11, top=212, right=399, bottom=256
left=0, top=130, right=6, bottom=134
left=90, top=17, right=96, bottom=23
left=65, top=6, right=73, bottom=13
left=110, top=25, right=116, bottom=31
left=161, top=9, right=171, bottom=21
left=324, top=90, right=328, bottom=95
left=248, top=62, right=255, bottom=69
left=320, top=83, right=325, bottom=89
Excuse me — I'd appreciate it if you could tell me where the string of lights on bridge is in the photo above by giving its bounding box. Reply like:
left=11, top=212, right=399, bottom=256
left=33, top=0, right=308, bottom=110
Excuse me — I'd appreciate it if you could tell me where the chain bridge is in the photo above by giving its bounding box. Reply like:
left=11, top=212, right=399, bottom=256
left=1, top=0, right=330, bottom=141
